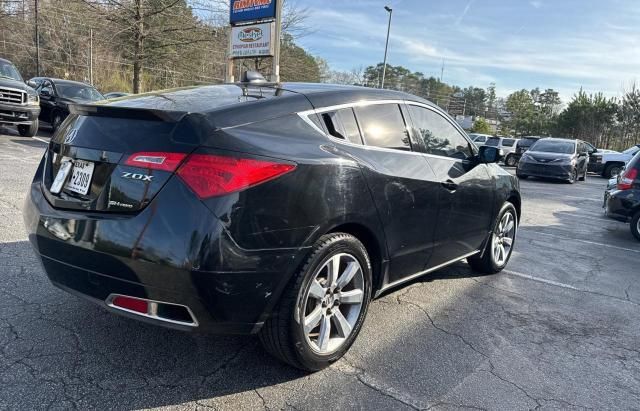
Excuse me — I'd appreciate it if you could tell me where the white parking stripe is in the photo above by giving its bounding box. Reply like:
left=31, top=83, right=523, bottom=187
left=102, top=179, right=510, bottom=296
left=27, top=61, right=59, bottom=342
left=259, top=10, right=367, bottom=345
left=522, top=229, right=640, bottom=253
left=504, top=270, right=580, bottom=290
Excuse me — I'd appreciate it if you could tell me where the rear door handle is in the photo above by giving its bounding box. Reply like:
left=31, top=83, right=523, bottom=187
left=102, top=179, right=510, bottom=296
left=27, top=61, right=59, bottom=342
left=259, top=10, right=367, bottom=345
left=441, top=179, right=458, bottom=191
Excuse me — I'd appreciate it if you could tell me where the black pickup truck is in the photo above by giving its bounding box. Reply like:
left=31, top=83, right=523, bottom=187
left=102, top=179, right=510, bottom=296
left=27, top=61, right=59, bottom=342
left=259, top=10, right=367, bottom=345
left=0, top=57, right=40, bottom=136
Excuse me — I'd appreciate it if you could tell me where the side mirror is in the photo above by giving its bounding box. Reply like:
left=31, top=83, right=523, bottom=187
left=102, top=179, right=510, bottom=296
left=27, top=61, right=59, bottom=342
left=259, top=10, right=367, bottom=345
left=26, top=80, right=37, bottom=88
left=478, top=146, right=503, bottom=163
left=40, top=89, right=51, bottom=97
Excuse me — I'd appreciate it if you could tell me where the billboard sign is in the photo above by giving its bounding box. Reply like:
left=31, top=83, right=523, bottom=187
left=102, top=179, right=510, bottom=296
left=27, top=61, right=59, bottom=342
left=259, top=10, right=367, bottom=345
left=230, top=0, right=277, bottom=24
left=230, top=22, right=275, bottom=58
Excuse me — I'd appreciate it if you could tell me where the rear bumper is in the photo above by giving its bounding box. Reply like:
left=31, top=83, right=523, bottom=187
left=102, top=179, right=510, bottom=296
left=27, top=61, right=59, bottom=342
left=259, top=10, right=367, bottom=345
left=605, top=189, right=640, bottom=223
left=0, top=102, right=39, bottom=125
left=517, top=162, right=573, bottom=180
left=23, top=158, right=309, bottom=334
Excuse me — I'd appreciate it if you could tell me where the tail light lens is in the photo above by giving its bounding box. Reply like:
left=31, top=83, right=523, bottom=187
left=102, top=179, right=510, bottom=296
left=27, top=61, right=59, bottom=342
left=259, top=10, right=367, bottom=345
left=617, top=168, right=638, bottom=190
left=177, top=154, right=296, bottom=198
left=125, top=152, right=187, bottom=172
left=111, top=295, right=148, bottom=314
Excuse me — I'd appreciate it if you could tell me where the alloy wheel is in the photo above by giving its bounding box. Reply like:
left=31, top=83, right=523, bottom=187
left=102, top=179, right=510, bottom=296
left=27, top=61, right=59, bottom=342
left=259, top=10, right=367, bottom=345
left=302, top=253, right=365, bottom=354
left=492, top=211, right=516, bottom=266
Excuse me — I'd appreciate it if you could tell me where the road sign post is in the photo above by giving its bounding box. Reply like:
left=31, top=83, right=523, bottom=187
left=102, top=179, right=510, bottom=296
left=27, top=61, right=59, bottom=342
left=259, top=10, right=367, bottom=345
left=226, top=0, right=280, bottom=83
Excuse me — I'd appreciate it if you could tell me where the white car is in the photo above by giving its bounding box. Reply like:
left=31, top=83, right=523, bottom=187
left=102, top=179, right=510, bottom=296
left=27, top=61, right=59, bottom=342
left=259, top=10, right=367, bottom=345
left=484, top=137, right=520, bottom=165
left=591, top=144, right=640, bottom=178
left=468, top=133, right=492, bottom=146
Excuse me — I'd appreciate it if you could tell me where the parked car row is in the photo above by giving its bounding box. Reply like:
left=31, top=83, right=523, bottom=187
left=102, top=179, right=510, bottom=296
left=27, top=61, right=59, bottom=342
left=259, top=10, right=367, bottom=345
left=0, top=56, right=129, bottom=137
left=604, top=149, right=640, bottom=241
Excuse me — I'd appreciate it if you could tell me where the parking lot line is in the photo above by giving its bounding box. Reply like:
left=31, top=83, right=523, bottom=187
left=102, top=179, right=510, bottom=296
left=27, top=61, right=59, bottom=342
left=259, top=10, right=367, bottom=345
left=504, top=269, right=580, bottom=290
left=522, top=229, right=640, bottom=253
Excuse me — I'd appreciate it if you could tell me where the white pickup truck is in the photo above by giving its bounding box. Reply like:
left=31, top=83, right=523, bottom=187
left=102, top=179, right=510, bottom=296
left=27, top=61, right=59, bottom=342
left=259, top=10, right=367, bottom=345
left=590, top=144, right=640, bottom=178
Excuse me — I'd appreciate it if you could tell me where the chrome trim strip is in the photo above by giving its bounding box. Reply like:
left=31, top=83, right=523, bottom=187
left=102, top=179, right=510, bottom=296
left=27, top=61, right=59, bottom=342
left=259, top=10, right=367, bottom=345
left=380, top=250, right=481, bottom=292
left=105, top=293, right=199, bottom=327
left=297, top=99, right=475, bottom=161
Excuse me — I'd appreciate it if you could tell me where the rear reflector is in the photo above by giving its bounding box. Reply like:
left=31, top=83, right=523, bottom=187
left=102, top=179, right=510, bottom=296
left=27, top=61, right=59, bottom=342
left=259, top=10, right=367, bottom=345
left=125, top=152, right=187, bottom=172
left=617, top=168, right=638, bottom=190
left=111, top=295, right=148, bottom=314
left=177, top=154, right=296, bottom=198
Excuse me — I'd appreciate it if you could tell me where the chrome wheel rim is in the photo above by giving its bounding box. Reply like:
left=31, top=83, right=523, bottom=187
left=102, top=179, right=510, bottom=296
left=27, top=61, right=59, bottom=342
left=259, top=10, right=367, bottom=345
left=302, top=253, right=364, bottom=354
left=492, top=211, right=516, bottom=266
left=636, top=218, right=640, bottom=236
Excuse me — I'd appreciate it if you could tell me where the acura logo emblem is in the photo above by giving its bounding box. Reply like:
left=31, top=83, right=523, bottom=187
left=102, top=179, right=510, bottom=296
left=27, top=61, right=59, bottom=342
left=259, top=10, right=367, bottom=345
left=63, top=129, right=78, bottom=144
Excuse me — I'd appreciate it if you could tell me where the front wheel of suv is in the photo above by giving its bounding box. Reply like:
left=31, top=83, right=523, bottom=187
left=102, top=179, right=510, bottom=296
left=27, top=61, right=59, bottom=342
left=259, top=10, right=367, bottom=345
left=567, top=168, right=578, bottom=184
left=259, top=232, right=372, bottom=371
left=631, top=211, right=640, bottom=242
left=17, top=119, right=39, bottom=137
left=468, top=202, right=518, bottom=274
left=505, top=154, right=517, bottom=167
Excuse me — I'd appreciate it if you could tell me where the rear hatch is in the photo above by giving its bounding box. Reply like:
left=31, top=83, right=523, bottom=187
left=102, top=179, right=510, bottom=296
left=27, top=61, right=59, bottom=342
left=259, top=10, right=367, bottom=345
left=42, top=105, right=203, bottom=213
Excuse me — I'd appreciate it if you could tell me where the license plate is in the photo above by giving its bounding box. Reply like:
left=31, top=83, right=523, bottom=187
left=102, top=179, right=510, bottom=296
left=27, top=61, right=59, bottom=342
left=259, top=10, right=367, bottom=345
left=50, top=160, right=73, bottom=194
left=64, top=160, right=95, bottom=195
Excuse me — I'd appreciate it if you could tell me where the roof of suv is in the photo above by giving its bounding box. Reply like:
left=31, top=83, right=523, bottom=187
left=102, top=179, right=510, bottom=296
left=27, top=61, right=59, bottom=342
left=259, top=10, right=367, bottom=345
left=98, top=82, right=434, bottom=114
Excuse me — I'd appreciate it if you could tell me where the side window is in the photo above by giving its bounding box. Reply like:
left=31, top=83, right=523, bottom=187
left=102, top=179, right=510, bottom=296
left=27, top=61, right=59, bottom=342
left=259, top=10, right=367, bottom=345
left=355, top=104, right=411, bottom=151
left=477, top=136, right=486, bottom=143
left=407, top=105, right=473, bottom=160
left=502, top=138, right=515, bottom=147
left=320, top=108, right=362, bottom=145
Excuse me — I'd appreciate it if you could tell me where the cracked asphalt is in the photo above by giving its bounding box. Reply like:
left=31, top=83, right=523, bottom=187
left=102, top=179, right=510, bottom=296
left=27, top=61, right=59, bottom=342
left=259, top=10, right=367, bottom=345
left=2, top=128, right=640, bottom=410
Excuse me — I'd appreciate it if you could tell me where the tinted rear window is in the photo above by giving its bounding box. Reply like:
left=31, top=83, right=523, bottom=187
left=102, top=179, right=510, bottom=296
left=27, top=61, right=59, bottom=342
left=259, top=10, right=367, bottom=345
left=486, top=137, right=500, bottom=146
left=502, top=138, right=515, bottom=147
left=627, top=151, right=640, bottom=172
left=356, top=104, right=411, bottom=151
left=518, top=138, right=539, bottom=147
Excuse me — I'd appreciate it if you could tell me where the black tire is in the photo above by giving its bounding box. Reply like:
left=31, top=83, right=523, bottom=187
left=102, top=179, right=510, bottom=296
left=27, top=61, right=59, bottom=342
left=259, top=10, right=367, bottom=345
left=566, top=168, right=578, bottom=184
left=604, top=164, right=623, bottom=179
left=505, top=154, right=517, bottom=167
left=17, top=120, right=39, bottom=137
left=631, top=211, right=640, bottom=242
left=51, top=111, right=63, bottom=133
left=259, top=232, right=373, bottom=371
left=468, top=202, right=518, bottom=274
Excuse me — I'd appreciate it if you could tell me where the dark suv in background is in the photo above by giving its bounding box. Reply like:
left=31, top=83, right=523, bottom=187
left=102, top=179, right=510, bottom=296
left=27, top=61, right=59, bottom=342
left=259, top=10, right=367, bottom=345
left=0, top=57, right=40, bottom=136
left=605, top=150, right=640, bottom=241
left=517, top=138, right=590, bottom=183
left=35, top=78, right=104, bottom=132
left=511, top=136, right=541, bottom=165
left=24, top=75, right=521, bottom=370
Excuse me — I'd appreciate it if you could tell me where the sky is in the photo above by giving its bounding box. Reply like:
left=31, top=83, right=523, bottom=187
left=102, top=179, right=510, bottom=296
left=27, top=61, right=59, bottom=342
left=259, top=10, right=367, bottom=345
left=294, top=0, right=640, bottom=100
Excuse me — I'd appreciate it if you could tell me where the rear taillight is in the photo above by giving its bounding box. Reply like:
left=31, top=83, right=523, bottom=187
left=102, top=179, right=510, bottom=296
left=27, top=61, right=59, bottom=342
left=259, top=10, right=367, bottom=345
left=125, top=152, right=187, bottom=172
left=617, top=168, right=638, bottom=190
left=177, top=154, right=296, bottom=198
left=111, top=295, right=148, bottom=314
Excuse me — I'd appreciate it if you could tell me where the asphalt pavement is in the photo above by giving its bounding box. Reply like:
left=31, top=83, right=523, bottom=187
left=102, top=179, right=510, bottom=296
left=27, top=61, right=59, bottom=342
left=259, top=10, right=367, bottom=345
left=1, top=129, right=640, bottom=410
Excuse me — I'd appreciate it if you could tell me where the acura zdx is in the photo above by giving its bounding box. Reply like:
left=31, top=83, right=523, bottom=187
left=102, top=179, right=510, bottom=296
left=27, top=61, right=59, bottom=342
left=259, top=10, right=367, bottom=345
left=24, top=74, right=521, bottom=371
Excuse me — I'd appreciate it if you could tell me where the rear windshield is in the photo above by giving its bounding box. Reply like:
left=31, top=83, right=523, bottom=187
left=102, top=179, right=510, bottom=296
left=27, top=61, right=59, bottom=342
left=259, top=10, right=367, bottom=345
left=486, top=137, right=500, bottom=146
left=530, top=140, right=575, bottom=154
left=518, top=138, right=539, bottom=147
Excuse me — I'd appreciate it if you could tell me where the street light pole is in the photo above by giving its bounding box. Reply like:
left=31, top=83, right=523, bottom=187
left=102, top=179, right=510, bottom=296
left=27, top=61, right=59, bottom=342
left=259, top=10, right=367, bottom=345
left=380, top=5, right=392, bottom=89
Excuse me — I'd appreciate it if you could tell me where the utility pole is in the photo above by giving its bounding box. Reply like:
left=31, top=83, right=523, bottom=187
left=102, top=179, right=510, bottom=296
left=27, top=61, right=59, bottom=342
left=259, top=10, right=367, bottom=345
left=440, top=59, right=445, bottom=83
left=35, top=0, right=40, bottom=76
left=380, top=5, right=392, bottom=89
left=271, top=0, right=283, bottom=83
left=89, top=28, right=93, bottom=85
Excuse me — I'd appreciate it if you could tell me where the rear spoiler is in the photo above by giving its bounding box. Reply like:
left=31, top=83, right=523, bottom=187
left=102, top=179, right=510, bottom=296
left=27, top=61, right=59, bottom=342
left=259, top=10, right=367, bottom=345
left=69, top=104, right=187, bottom=123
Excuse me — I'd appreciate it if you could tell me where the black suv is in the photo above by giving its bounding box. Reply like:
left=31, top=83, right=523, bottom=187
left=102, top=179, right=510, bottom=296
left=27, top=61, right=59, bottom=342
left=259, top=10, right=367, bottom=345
left=511, top=136, right=541, bottom=165
left=35, top=78, right=104, bottom=132
left=605, top=150, right=640, bottom=241
left=0, top=57, right=40, bottom=136
left=24, top=76, right=521, bottom=370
